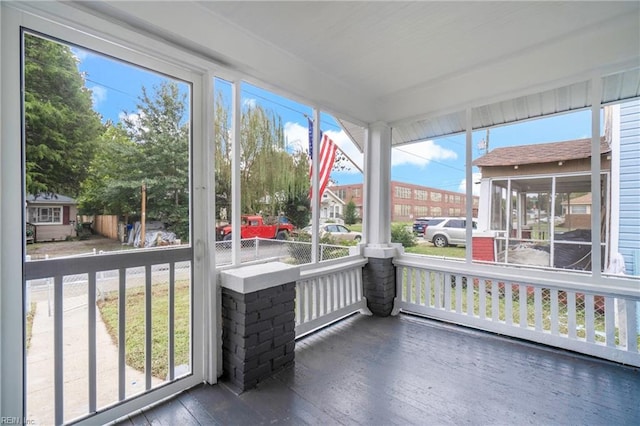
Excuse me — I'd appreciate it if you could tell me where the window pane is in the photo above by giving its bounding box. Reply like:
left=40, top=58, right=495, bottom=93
left=23, top=32, right=193, bottom=423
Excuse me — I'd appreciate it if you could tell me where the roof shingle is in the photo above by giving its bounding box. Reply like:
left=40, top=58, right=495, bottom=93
left=473, top=137, right=610, bottom=167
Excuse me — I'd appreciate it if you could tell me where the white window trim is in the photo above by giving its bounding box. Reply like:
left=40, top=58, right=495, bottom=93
left=28, top=206, right=63, bottom=225
left=2, top=2, right=217, bottom=421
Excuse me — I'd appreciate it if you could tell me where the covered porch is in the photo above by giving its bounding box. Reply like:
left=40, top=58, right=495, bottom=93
left=1, top=2, right=639, bottom=425
left=121, top=314, right=640, bottom=425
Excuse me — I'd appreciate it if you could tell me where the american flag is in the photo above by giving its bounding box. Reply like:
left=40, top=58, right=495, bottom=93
left=308, top=119, right=337, bottom=199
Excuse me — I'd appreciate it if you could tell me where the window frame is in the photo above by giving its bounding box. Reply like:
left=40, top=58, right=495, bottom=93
left=28, top=206, right=63, bottom=225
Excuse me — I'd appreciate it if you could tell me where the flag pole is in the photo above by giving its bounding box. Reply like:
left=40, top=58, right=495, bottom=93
left=305, top=114, right=363, bottom=174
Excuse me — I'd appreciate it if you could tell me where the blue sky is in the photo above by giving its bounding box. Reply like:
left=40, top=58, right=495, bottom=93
left=75, top=47, right=595, bottom=196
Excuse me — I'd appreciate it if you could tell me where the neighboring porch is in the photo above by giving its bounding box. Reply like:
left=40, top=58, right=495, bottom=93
left=119, top=313, right=640, bottom=425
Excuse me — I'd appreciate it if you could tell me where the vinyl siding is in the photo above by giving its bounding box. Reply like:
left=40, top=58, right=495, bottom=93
left=618, top=100, right=640, bottom=274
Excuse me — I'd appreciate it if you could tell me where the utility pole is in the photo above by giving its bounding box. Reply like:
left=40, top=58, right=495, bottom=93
left=140, top=183, right=146, bottom=248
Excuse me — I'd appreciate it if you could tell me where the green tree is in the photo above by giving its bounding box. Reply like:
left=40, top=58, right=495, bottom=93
left=214, top=92, right=232, bottom=221
left=123, top=82, right=190, bottom=240
left=344, top=200, right=358, bottom=225
left=214, top=97, right=311, bottom=219
left=24, top=34, right=102, bottom=196
left=78, top=123, right=142, bottom=216
left=283, top=188, right=311, bottom=229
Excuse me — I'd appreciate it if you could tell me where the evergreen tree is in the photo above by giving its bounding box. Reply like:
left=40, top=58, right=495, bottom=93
left=24, top=34, right=102, bottom=197
left=344, top=200, right=358, bottom=225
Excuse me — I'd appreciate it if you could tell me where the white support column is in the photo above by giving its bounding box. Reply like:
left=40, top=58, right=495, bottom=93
left=364, top=121, right=392, bottom=246
left=590, top=76, right=602, bottom=277
left=465, top=108, right=473, bottom=263
left=310, top=108, right=321, bottom=263
left=1, top=4, right=25, bottom=417
left=204, top=72, right=219, bottom=383
left=231, top=80, right=242, bottom=265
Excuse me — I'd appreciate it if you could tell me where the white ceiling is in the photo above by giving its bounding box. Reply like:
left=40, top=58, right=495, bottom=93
left=74, top=1, right=640, bottom=147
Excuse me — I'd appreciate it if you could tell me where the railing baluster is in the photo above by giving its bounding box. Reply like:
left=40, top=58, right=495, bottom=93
left=478, top=279, right=486, bottom=319
left=605, top=297, right=615, bottom=347
left=534, top=287, right=542, bottom=332
left=426, top=271, right=432, bottom=308
left=491, top=281, right=499, bottom=322
left=625, top=299, right=638, bottom=353
left=145, top=265, right=152, bottom=390
left=567, top=291, right=577, bottom=339
left=505, top=282, right=513, bottom=325
left=585, top=294, right=595, bottom=343
left=455, top=275, right=462, bottom=313
left=295, top=282, right=302, bottom=325
left=118, top=268, right=126, bottom=401
left=434, top=272, right=442, bottom=309
left=407, top=268, right=420, bottom=303
left=444, top=273, right=451, bottom=311
left=331, top=273, right=336, bottom=312
left=314, top=278, right=320, bottom=319
left=466, top=276, right=474, bottom=316
left=168, top=262, right=175, bottom=381
left=339, top=272, right=344, bottom=310
left=550, top=289, right=559, bottom=335
left=88, top=272, right=97, bottom=413
left=54, top=275, right=64, bottom=426
left=519, top=285, right=527, bottom=328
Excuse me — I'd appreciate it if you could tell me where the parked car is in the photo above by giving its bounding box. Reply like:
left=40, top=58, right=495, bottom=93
left=424, top=217, right=477, bottom=247
left=412, top=217, right=431, bottom=235
left=301, top=223, right=362, bottom=242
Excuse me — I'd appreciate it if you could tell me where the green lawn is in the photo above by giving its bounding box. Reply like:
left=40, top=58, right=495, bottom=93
left=405, top=244, right=465, bottom=258
left=98, top=281, right=191, bottom=379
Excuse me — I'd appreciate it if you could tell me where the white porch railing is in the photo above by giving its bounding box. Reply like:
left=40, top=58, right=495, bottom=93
left=24, top=247, right=192, bottom=425
left=295, top=257, right=370, bottom=338
left=394, top=255, right=640, bottom=367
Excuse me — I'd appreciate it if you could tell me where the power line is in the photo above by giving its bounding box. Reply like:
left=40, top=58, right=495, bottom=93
left=393, top=147, right=465, bottom=172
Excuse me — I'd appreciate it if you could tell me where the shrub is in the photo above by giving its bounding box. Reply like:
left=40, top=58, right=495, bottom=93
left=391, top=224, right=417, bottom=247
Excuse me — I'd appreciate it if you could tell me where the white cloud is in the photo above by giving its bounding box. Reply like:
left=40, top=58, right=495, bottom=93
left=118, top=111, right=148, bottom=134
left=283, top=122, right=364, bottom=173
left=458, top=172, right=482, bottom=196
left=71, top=47, right=88, bottom=62
left=89, top=85, right=107, bottom=108
left=243, top=98, right=256, bottom=109
left=392, top=140, right=457, bottom=167
left=284, top=121, right=308, bottom=152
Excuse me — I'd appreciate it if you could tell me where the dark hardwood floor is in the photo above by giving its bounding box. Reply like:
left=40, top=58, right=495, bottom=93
left=118, top=313, right=640, bottom=425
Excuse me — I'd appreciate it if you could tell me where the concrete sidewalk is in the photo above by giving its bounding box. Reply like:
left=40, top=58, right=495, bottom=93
left=27, top=295, right=162, bottom=425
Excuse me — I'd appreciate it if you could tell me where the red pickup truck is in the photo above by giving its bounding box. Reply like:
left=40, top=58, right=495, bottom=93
left=216, top=215, right=295, bottom=241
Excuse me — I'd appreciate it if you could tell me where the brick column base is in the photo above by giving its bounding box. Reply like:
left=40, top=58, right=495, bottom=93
left=220, top=262, right=299, bottom=392
left=362, top=257, right=396, bottom=316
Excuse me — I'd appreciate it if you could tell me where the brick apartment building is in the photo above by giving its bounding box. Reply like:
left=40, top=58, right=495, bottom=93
left=332, top=181, right=479, bottom=222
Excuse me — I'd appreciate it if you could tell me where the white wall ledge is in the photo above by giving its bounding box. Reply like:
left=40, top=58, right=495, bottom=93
left=220, top=262, right=300, bottom=294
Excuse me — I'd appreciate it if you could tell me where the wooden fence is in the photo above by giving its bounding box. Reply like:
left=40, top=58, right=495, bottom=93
left=93, top=215, right=119, bottom=240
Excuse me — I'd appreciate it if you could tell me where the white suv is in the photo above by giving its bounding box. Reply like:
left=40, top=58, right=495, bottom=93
left=424, top=217, right=477, bottom=247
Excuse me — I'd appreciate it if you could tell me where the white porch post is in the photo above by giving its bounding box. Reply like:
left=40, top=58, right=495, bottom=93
left=231, top=80, right=242, bottom=265
left=364, top=121, right=392, bottom=245
left=362, top=121, right=398, bottom=317
left=1, top=4, right=25, bottom=417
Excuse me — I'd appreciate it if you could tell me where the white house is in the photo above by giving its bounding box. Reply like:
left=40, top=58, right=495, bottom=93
left=25, top=193, right=77, bottom=242
left=320, top=188, right=346, bottom=224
